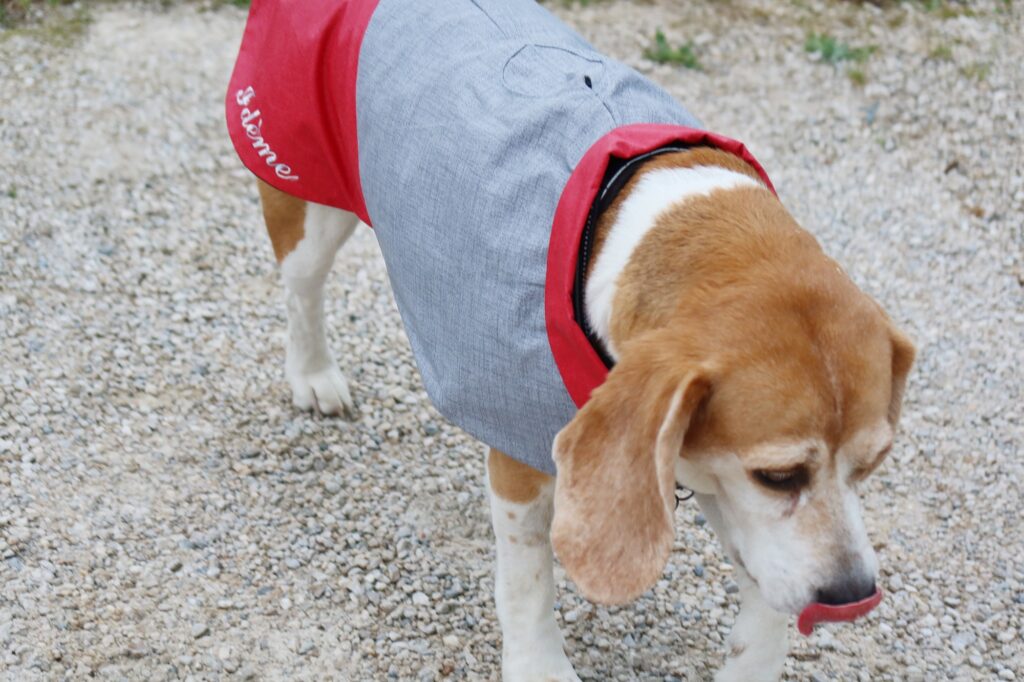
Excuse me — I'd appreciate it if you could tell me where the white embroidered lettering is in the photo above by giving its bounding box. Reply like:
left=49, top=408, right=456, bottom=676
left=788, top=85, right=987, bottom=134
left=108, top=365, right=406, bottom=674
left=234, top=86, right=298, bottom=181
left=236, top=86, right=256, bottom=106
left=274, top=165, right=298, bottom=181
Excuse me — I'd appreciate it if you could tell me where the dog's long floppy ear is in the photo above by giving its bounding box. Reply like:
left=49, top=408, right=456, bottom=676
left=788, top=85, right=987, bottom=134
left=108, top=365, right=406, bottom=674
left=888, top=327, right=916, bottom=428
left=551, top=341, right=711, bottom=605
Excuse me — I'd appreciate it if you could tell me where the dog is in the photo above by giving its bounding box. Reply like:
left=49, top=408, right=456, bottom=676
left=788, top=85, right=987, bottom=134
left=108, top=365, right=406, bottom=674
left=226, top=0, right=915, bottom=680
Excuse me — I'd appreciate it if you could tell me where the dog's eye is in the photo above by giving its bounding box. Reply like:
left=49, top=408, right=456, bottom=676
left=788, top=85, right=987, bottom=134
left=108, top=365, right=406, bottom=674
left=751, top=467, right=808, bottom=492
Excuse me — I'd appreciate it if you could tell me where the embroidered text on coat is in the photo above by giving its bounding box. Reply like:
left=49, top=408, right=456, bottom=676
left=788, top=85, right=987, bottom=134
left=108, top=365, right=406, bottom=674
left=235, top=86, right=299, bottom=181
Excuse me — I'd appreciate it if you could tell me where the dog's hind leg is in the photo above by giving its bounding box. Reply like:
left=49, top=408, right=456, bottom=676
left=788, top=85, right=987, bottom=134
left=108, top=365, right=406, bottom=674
left=487, top=448, right=581, bottom=682
left=258, top=180, right=359, bottom=416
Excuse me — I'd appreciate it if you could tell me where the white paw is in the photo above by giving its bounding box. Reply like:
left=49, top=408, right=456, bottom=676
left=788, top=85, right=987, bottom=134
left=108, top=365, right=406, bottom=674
left=714, top=630, right=787, bottom=682
left=715, top=651, right=785, bottom=682
left=287, top=363, right=354, bottom=416
left=503, top=642, right=580, bottom=682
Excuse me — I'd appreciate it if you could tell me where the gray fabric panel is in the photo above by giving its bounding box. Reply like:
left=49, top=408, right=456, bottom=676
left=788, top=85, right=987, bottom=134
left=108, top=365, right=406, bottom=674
left=357, top=0, right=701, bottom=473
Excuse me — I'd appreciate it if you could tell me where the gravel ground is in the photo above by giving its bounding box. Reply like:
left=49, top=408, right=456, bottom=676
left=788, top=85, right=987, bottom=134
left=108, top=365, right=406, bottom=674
left=1, top=0, right=1021, bottom=680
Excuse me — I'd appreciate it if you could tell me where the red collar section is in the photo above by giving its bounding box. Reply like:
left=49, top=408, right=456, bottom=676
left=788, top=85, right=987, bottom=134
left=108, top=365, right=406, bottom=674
left=545, top=124, right=776, bottom=408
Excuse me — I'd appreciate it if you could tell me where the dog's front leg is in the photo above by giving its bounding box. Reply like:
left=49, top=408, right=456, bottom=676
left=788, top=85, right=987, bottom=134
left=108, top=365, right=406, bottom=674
left=487, top=449, right=580, bottom=682
left=695, top=494, right=789, bottom=682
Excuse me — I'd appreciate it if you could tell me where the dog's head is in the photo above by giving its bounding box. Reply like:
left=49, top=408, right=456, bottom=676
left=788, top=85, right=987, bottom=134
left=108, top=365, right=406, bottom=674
left=551, top=250, right=915, bottom=614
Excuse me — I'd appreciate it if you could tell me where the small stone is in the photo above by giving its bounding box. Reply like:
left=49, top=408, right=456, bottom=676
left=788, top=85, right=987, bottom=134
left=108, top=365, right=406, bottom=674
left=693, top=565, right=705, bottom=578
left=997, top=628, right=1016, bottom=644
left=297, top=639, right=315, bottom=655
left=285, top=557, right=301, bottom=569
left=191, top=623, right=210, bottom=639
left=412, top=591, right=429, bottom=606
left=724, top=581, right=740, bottom=594
left=950, top=631, right=975, bottom=650
left=442, top=634, right=459, bottom=649
left=125, top=642, right=148, bottom=659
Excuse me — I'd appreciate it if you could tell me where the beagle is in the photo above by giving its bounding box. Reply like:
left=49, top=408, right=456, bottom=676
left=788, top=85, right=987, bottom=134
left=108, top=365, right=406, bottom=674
left=226, top=0, right=915, bottom=680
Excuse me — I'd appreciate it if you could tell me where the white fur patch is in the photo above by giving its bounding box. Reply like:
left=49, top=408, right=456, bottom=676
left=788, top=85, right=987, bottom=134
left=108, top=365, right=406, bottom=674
left=697, top=434, right=882, bottom=615
left=584, top=166, right=761, bottom=356
left=488, top=476, right=580, bottom=682
left=280, top=203, right=360, bottom=415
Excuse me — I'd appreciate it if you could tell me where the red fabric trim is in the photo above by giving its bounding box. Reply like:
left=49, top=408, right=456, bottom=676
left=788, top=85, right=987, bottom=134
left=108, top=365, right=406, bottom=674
left=545, top=124, right=775, bottom=408
left=226, top=0, right=378, bottom=225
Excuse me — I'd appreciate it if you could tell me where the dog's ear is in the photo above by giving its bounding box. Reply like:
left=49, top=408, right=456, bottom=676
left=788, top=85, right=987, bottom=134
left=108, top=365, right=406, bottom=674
left=551, top=336, right=711, bottom=605
left=887, top=327, right=916, bottom=428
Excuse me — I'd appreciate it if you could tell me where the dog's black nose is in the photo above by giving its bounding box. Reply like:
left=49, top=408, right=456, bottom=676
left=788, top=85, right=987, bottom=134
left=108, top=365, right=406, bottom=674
left=815, top=578, right=877, bottom=606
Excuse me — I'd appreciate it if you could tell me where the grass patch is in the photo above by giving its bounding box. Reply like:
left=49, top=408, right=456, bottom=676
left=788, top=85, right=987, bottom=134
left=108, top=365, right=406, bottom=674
left=1, top=0, right=250, bottom=29
left=918, top=0, right=976, bottom=18
left=928, top=43, right=954, bottom=61
left=0, top=1, right=91, bottom=45
left=644, top=29, right=702, bottom=70
left=1, top=0, right=74, bottom=28
left=805, top=32, right=875, bottom=64
left=960, top=61, right=990, bottom=81
left=847, top=67, right=868, bottom=86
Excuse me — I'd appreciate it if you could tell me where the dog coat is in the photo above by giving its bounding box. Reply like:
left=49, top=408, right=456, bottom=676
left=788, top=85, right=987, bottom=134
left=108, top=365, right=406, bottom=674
left=227, top=0, right=772, bottom=474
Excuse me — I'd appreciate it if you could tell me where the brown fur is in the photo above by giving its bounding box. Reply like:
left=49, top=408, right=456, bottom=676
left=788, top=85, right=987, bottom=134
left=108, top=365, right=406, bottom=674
left=488, top=448, right=552, bottom=504
left=551, top=349, right=711, bottom=604
left=258, top=180, right=307, bottom=262
left=552, top=159, right=915, bottom=603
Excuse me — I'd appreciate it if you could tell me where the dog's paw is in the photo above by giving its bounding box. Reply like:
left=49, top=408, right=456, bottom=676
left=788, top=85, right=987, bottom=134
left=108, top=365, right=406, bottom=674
left=504, top=663, right=580, bottom=682
left=715, top=651, right=786, bottom=682
left=714, top=628, right=787, bottom=682
left=287, top=364, right=354, bottom=416
left=503, top=640, right=580, bottom=682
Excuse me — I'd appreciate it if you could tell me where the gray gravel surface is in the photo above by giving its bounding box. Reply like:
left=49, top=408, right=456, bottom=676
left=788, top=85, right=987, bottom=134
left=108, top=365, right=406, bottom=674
left=1, top=1, right=1021, bottom=680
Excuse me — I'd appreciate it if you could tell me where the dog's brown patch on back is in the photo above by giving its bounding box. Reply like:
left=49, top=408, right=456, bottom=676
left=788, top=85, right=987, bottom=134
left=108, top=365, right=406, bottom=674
left=487, top=448, right=552, bottom=504
left=257, top=180, right=307, bottom=262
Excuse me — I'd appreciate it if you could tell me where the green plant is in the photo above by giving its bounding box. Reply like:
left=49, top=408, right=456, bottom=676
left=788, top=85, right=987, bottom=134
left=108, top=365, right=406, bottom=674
left=919, top=0, right=976, bottom=18
left=805, top=32, right=875, bottom=64
left=1, top=0, right=75, bottom=28
left=960, top=61, right=990, bottom=81
left=847, top=67, right=868, bottom=85
left=644, top=29, right=702, bottom=70
left=928, top=43, right=954, bottom=61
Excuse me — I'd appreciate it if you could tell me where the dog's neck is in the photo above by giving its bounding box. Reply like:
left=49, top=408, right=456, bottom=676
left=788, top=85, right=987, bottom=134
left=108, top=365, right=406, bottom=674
left=584, top=148, right=774, bottom=358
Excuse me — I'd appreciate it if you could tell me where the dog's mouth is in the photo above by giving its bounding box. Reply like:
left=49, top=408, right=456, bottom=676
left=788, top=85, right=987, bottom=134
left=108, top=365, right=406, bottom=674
left=797, top=587, right=883, bottom=636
